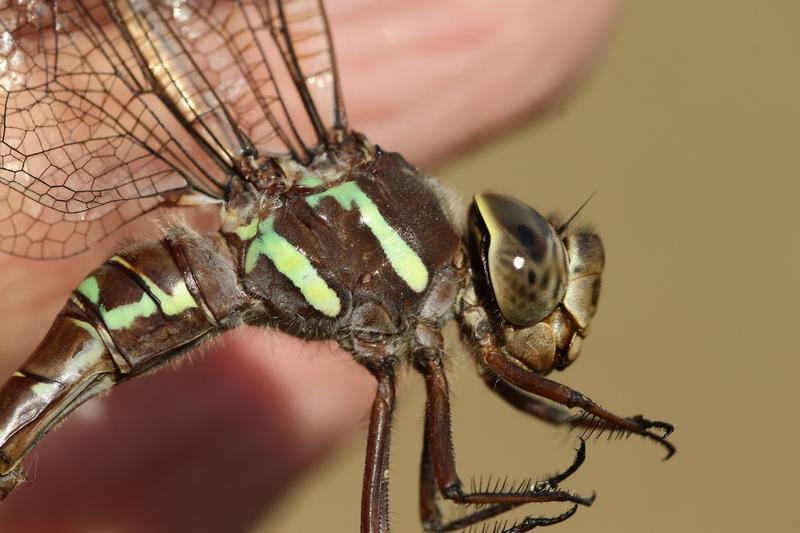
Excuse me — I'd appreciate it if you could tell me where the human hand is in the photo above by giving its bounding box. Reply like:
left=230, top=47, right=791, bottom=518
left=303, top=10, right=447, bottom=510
left=0, top=1, right=617, bottom=531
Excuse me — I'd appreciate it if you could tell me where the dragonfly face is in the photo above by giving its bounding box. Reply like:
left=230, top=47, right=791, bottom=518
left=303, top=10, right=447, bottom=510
left=468, top=193, right=605, bottom=373
left=0, top=1, right=675, bottom=531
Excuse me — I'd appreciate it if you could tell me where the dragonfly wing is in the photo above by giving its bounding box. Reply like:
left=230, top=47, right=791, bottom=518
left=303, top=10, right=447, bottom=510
left=0, top=1, right=229, bottom=258
left=116, top=0, right=347, bottom=163
left=266, top=0, right=348, bottom=145
left=0, top=0, right=348, bottom=258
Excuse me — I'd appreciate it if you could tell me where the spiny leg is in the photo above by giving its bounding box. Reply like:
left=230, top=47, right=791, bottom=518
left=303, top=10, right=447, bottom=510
left=417, top=354, right=592, bottom=533
left=481, top=348, right=675, bottom=459
left=420, top=431, right=587, bottom=532
left=480, top=371, right=645, bottom=454
left=480, top=371, right=574, bottom=426
left=487, top=505, right=579, bottom=533
left=479, top=370, right=617, bottom=436
left=361, top=368, right=396, bottom=533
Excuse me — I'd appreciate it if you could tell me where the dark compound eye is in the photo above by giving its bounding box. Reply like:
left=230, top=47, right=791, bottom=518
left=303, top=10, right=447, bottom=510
left=516, top=224, right=535, bottom=246
left=471, top=193, right=567, bottom=326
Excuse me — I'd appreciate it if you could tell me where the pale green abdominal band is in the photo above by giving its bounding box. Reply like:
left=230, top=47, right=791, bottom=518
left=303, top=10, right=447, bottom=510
left=109, top=257, right=198, bottom=316
left=30, top=381, right=60, bottom=397
left=77, top=276, right=100, bottom=305
left=76, top=258, right=198, bottom=331
left=244, top=217, right=342, bottom=317
left=306, top=182, right=429, bottom=293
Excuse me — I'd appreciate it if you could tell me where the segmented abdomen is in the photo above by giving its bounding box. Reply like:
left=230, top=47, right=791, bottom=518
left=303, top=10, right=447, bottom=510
left=0, top=230, right=246, bottom=498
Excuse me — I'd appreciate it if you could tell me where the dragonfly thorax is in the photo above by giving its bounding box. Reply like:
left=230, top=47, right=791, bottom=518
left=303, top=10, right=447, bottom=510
left=220, top=145, right=464, bottom=343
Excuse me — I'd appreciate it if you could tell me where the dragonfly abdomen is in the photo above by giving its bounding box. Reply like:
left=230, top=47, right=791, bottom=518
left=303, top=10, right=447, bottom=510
left=0, top=229, right=248, bottom=498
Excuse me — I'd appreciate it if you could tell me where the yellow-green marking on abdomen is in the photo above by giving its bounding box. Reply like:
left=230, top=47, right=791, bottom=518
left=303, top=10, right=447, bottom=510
left=77, top=276, right=100, bottom=305
left=75, top=257, right=198, bottom=331
left=306, top=182, right=429, bottom=293
left=244, top=217, right=341, bottom=317
left=109, top=256, right=197, bottom=316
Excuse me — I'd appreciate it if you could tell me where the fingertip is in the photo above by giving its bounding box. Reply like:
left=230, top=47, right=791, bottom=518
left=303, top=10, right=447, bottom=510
left=222, top=328, right=377, bottom=448
left=332, top=0, right=620, bottom=162
left=0, top=330, right=375, bottom=533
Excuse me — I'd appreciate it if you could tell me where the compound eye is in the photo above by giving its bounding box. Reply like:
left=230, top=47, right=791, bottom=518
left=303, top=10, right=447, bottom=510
left=471, top=193, right=568, bottom=326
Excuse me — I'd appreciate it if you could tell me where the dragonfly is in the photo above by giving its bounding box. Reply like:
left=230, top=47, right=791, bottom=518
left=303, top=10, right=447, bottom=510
left=0, top=1, right=675, bottom=531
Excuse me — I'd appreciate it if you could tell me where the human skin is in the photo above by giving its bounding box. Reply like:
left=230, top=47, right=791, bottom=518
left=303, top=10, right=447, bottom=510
left=0, top=1, right=618, bottom=531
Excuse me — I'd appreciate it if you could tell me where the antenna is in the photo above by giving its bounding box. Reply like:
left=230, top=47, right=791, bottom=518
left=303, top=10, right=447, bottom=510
left=558, top=192, right=596, bottom=235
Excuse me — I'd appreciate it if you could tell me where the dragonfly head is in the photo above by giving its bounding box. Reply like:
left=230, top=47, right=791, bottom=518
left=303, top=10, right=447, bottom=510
left=467, top=193, right=604, bottom=373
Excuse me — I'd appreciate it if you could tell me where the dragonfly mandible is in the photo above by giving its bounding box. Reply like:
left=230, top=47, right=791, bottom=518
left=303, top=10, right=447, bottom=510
left=0, top=1, right=674, bottom=531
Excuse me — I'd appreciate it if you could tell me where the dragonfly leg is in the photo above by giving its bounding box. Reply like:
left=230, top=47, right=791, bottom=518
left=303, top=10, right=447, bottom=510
left=416, top=354, right=592, bottom=533
left=420, top=428, right=586, bottom=532
left=480, top=370, right=596, bottom=429
left=480, top=347, right=676, bottom=459
left=361, top=367, right=396, bottom=533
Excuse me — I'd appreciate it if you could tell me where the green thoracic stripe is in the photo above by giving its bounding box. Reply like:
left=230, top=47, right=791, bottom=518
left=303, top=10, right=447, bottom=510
left=306, top=182, right=429, bottom=293
left=74, top=257, right=199, bottom=331
left=296, top=174, right=324, bottom=188
left=244, top=217, right=342, bottom=317
left=234, top=218, right=259, bottom=240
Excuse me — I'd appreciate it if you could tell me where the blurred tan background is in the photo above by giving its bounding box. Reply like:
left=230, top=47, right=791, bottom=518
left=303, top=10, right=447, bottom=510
left=264, top=2, right=799, bottom=532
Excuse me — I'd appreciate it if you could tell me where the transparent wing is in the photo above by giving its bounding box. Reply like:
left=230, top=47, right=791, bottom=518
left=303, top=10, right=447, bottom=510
left=0, top=0, right=347, bottom=259
left=116, top=0, right=347, bottom=163
left=0, top=185, right=168, bottom=259
left=0, top=1, right=228, bottom=258
left=266, top=0, right=348, bottom=145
